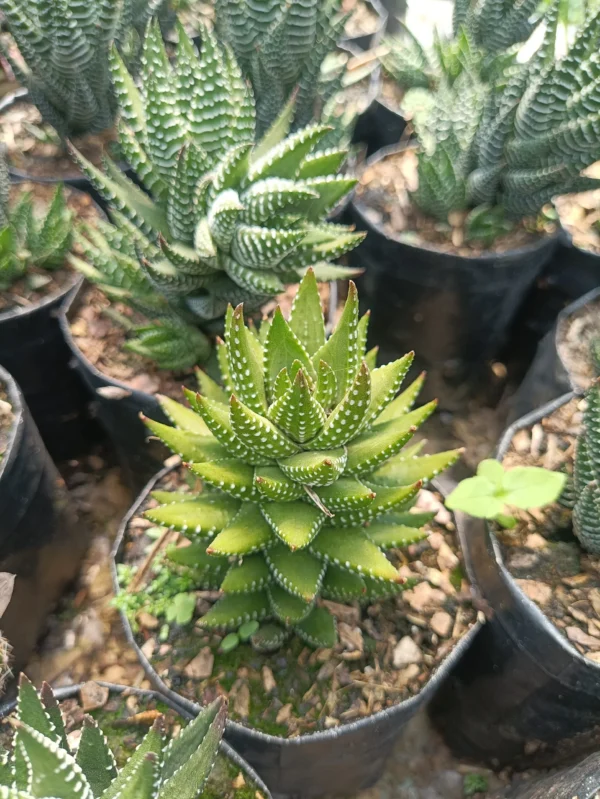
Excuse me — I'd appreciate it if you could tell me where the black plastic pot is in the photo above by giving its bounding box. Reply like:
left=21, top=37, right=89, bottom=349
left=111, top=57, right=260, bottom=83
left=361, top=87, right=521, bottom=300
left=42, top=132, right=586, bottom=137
left=112, top=462, right=481, bottom=799
left=429, top=392, right=600, bottom=770
left=0, top=272, right=102, bottom=462
left=340, top=0, right=388, bottom=52
left=0, top=681, right=273, bottom=799
left=350, top=66, right=408, bottom=157
left=509, top=286, right=600, bottom=421
left=60, top=282, right=170, bottom=496
left=0, top=365, right=87, bottom=671
left=545, top=220, right=600, bottom=302
left=503, top=752, right=600, bottom=799
left=348, top=145, right=559, bottom=406
left=379, top=0, right=407, bottom=33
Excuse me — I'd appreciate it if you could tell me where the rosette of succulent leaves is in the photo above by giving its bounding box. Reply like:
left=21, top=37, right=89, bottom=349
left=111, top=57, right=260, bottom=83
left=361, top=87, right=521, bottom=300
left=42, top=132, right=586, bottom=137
left=0, top=151, right=73, bottom=292
left=214, top=0, right=356, bottom=143
left=405, top=0, right=600, bottom=246
left=122, top=271, right=461, bottom=650
left=69, top=23, right=364, bottom=371
left=381, top=0, right=541, bottom=95
left=0, top=0, right=168, bottom=138
left=570, top=381, right=600, bottom=554
left=0, top=674, right=229, bottom=799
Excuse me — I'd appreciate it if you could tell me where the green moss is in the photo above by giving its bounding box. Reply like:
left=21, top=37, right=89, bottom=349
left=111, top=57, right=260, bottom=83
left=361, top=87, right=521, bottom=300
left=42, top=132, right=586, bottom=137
left=463, top=773, right=489, bottom=796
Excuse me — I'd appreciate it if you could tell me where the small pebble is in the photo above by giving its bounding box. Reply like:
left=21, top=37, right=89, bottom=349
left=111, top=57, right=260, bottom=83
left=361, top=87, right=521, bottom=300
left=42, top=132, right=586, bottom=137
left=393, top=636, right=423, bottom=669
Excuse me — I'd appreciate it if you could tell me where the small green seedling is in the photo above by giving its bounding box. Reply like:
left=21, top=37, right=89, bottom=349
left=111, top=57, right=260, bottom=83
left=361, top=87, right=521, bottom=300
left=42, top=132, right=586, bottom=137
left=239, top=620, right=260, bottom=642
left=164, top=592, right=196, bottom=626
left=446, top=459, right=566, bottom=528
left=463, top=772, right=489, bottom=796
left=220, top=633, right=240, bottom=653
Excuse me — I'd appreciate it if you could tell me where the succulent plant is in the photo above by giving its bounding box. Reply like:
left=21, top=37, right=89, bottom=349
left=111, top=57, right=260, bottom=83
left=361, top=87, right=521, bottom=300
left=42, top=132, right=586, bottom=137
left=0, top=0, right=166, bottom=138
left=572, top=382, right=600, bottom=554
left=1, top=674, right=228, bottom=799
left=70, top=23, right=363, bottom=371
left=139, top=270, right=461, bottom=648
left=408, top=1, right=600, bottom=239
left=214, top=0, right=353, bottom=140
left=0, top=152, right=73, bottom=292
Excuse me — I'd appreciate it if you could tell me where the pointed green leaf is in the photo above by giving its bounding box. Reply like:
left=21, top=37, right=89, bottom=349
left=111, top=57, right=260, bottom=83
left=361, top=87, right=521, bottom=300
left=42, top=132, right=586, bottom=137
left=312, top=282, right=360, bottom=403
left=158, top=395, right=211, bottom=436
left=268, top=583, right=314, bottom=624
left=310, top=527, right=401, bottom=582
left=226, top=304, right=267, bottom=413
left=265, top=544, right=326, bottom=601
left=166, top=543, right=229, bottom=575
left=16, top=676, right=54, bottom=741
left=162, top=699, right=225, bottom=782
left=254, top=466, right=305, bottom=501
left=278, top=448, right=347, bottom=487
left=17, top=724, right=92, bottom=799
left=195, top=370, right=229, bottom=405
left=250, top=623, right=288, bottom=652
left=314, top=359, right=337, bottom=409
left=366, top=353, right=414, bottom=426
left=288, top=268, right=326, bottom=355
left=365, top=523, right=427, bottom=548
left=295, top=606, right=337, bottom=648
left=222, top=554, right=270, bottom=593
left=362, top=575, right=410, bottom=602
left=310, top=362, right=371, bottom=449
left=230, top=395, right=300, bottom=459
left=345, top=402, right=438, bottom=475
left=248, top=124, right=330, bottom=182
left=335, top=482, right=422, bottom=526
left=151, top=490, right=196, bottom=505
left=190, top=459, right=259, bottom=500
left=315, top=477, right=377, bottom=512
left=264, top=308, right=315, bottom=395
left=198, top=591, right=270, bottom=630
left=386, top=510, right=435, bottom=527
left=267, top=370, right=326, bottom=444
left=208, top=504, right=275, bottom=555
left=297, top=150, right=348, bottom=179
left=251, top=93, right=296, bottom=163
left=143, top=417, right=222, bottom=463
left=261, top=502, right=325, bottom=550
left=76, top=719, right=117, bottom=796
left=375, top=373, right=426, bottom=426
left=272, top=367, right=292, bottom=401
left=193, top=394, right=269, bottom=464
left=370, top=449, right=463, bottom=487
left=39, top=683, right=67, bottom=751
left=145, top=495, right=241, bottom=536
left=321, top=564, right=367, bottom=601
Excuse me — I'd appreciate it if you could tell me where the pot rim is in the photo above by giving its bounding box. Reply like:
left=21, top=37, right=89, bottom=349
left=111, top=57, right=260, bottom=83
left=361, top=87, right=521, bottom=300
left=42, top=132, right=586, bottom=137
left=351, top=143, right=560, bottom=261
left=0, top=680, right=273, bottom=798
left=112, top=462, right=481, bottom=748
left=555, top=287, right=600, bottom=393
left=0, top=365, right=23, bottom=485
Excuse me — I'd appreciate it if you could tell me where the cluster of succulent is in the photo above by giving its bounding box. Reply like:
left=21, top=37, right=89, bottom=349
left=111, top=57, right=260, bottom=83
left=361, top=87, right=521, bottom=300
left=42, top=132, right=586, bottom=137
left=135, top=271, right=461, bottom=649
left=408, top=0, right=600, bottom=243
left=214, top=0, right=353, bottom=141
left=71, top=23, right=363, bottom=370
left=0, top=675, right=228, bottom=799
left=572, top=381, right=600, bottom=554
left=0, top=0, right=167, bottom=137
left=380, top=0, right=536, bottom=94
left=0, top=151, right=73, bottom=292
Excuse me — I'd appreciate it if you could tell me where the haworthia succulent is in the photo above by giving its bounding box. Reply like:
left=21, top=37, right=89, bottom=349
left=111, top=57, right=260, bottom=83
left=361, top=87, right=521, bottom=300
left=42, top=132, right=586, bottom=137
left=1, top=675, right=228, bottom=799
left=0, top=0, right=168, bottom=137
left=70, top=24, right=364, bottom=370
left=573, top=382, right=600, bottom=554
left=139, top=271, right=461, bottom=647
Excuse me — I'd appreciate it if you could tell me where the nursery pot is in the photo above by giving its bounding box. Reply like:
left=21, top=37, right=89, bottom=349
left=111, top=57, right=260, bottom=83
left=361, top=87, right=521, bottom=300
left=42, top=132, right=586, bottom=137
left=503, top=751, right=600, bottom=799
left=112, top=462, right=481, bottom=799
left=60, top=282, right=170, bottom=496
left=339, top=0, right=388, bottom=52
left=509, top=286, right=600, bottom=421
left=0, top=681, right=273, bottom=799
left=429, top=392, right=600, bottom=770
left=0, top=365, right=87, bottom=671
left=350, top=66, right=408, bottom=158
left=0, top=272, right=101, bottom=462
left=348, top=145, right=559, bottom=406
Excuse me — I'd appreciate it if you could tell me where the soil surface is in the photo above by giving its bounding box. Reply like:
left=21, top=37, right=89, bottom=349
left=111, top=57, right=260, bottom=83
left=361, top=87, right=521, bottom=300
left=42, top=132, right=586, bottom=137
left=70, top=286, right=197, bottom=399
left=0, top=183, right=99, bottom=314
left=343, top=0, right=382, bottom=38
left=355, top=148, right=551, bottom=255
left=556, top=295, right=600, bottom=393
left=1, top=99, right=117, bottom=180
left=117, top=466, right=476, bottom=738
left=499, top=396, right=600, bottom=663
left=0, top=384, right=14, bottom=459
left=380, top=75, right=405, bottom=112
left=555, top=190, right=600, bottom=256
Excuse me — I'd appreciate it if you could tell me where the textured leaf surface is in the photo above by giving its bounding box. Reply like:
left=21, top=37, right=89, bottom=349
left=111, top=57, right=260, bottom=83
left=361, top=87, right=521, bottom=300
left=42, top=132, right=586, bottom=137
left=310, top=527, right=400, bottom=582
left=208, top=503, right=275, bottom=554
left=261, top=501, right=325, bottom=549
